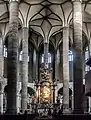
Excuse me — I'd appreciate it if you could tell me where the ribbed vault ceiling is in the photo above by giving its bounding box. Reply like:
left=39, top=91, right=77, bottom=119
left=0, top=0, right=91, bottom=48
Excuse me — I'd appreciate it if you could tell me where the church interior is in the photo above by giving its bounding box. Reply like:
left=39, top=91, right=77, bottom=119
left=0, top=0, right=91, bottom=117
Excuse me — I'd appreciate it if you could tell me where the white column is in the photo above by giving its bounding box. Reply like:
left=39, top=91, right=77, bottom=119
left=55, top=49, right=60, bottom=80
left=33, top=49, right=38, bottom=80
left=7, top=0, right=19, bottom=114
left=72, top=0, right=83, bottom=114
left=16, top=82, right=20, bottom=113
left=36, top=52, right=38, bottom=80
left=0, top=33, right=4, bottom=114
left=21, top=27, right=28, bottom=113
left=0, top=34, right=4, bottom=78
left=0, top=83, right=4, bottom=114
left=89, top=38, right=91, bottom=56
left=63, top=26, right=69, bottom=114
left=16, top=92, right=20, bottom=113
left=88, top=38, right=91, bottom=71
left=72, top=94, right=74, bottom=111
left=44, top=42, right=49, bottom=68
left=89, top=97, right=91, bottom=112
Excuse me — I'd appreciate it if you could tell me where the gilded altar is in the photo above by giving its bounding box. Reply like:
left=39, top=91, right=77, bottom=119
left=36, top=67, right=53, bottom=104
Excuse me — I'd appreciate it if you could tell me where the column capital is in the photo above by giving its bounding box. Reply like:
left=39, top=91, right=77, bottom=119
left=9, top=0, right=20, bottom=3
left=72, top=0, right=82, bottom=3
left=22, top=23, right=29, bottom=28
left=22, top=26, right=29, bottom=30
left=63, top=26, right=69, bottom=29
left=44, top=41, right=49, bottom=44
left=63, top=26, right=69, bottom=34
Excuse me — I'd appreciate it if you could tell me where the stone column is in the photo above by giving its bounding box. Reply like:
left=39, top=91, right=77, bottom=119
left=63, top=26, right=69, bottom=114
left=44, top=42, right=49, bottom=68
left=72, top=94, right=74, bottom=111
left=72, top=0, right=84, bottom=114
left=83, top=52, right=85, bottom=78
left=36, top=52, right=38, bottom=80
left=0, top=34, right=4, bottom=114
left=33, top=49, right=38, bottom=81
left=33, top=49, right=36, bottom=80
left=29, top=54, right=33, bottom=82
left=89, top=37, right=91, bottom=56
left=7, top=0, right=19, bottom=114
left=16, top=49, right=20, bottom=113
left=55, top=49, right=60, bottom=80
left=0, top=34, right=4, bottom=79
left=0, top=82, right=4, bottom=114
left=16, top=82, right=20, bottom=113
left=88, top=97, right=91, bottom=112
left=88, top=38, right=91, bottom=71
left=21, top=27, right=28, bottom=113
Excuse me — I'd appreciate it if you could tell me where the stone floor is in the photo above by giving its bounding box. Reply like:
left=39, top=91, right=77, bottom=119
left=0, top=114, right=91, bottom=120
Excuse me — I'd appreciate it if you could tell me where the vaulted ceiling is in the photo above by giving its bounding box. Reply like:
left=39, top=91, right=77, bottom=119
left=0, top=0, right=91, bottom=49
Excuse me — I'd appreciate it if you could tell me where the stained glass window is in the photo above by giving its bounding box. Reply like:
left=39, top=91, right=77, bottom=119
left=41, top=53, right=52, bottom=63
left=85, top=46, right=90, bottom=73
left=69, top=50, right=73, bottom=61
left=4, top=45, right=7, bottom=57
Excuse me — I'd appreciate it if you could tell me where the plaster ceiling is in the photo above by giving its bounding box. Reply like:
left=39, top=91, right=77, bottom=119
left=0, top=0, right=91, bottom=45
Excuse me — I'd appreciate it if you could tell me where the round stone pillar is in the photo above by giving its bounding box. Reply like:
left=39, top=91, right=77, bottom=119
left=0, top=82, right=4, bottom=114
left=72, top=0, right=84, bottom=114
left=44, top=42, right=49, bottom=68
left=16, top=82, right=20, bottom=113
left=33, top=49, right=38, bottom=81
left=36, top=52, right=38, bottom=80
left=89, top=37, right=91, bottom=56
left=29, top=54, right=33, bottom=82
left=55, top=49, right=60, bottom=81
left=21, top=27, right=28, bottom=113
left=7, top=0, right=19, bottom=114
left=0, top=32, right=4, bottom=114
left=88, top=97, right=91, bottom=112
left=0, top=33, right=4, bottom=77
left=63, top=26, right=69, bottom=114
left=72, top=94, right=74, bottom=111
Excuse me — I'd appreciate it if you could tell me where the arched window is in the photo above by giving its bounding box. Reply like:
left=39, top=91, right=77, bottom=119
left=41, top=54, right=44, bottom=63
left=19, top=51, right=23, bottom=61
left=41, top=53, right=52, bottom=63
left=3, top=48, right=29, bottom=62
left=69, top=50, right=73, bottom=82
left=4, top=45, right=7, bottom=58
left=85, top=46, right=89, bottom=60
left=69, top=50, right=73, bottom=61
left=85, top=46, right=90, bottom=73
left=19, top=51, right=29, bottom=62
